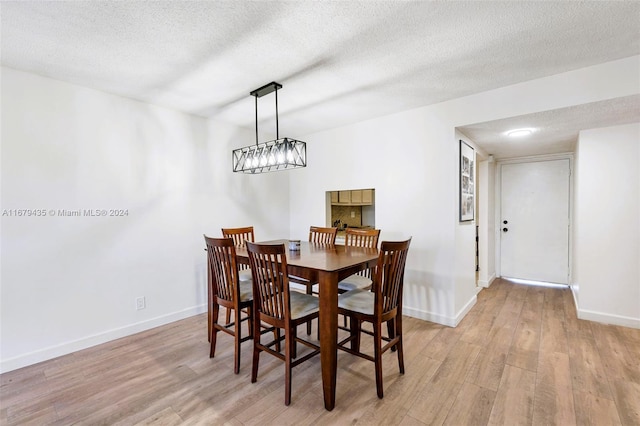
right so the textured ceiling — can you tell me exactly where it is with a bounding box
[1,1,639,158]
[459,95,640,159]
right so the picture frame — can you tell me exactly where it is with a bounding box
[459,139,475,222]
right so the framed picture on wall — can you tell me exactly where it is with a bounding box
[459,140,475,222]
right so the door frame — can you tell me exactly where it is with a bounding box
[495,153,574,284]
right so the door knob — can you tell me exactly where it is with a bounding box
[503,227,508,232]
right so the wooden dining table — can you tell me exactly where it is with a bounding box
[235,240,379,411]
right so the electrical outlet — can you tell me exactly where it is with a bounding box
[351,211,355,218]
[136,296,146,310]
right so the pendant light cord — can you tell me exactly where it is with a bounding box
[254,85,279,144]
[255,95,258,146]
[275,87,279,140]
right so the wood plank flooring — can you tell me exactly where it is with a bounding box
[2,279,639,425]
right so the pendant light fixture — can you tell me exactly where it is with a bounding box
[232,81,307,173]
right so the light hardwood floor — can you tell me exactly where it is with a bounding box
[2,279,639,425]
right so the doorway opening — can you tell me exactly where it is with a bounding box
[497,156,572,285]
[325,189,376,244]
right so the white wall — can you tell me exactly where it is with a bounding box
[453,133,488,320]
[478,159,496,287]
[573,123,640,328]
[290,56,640,327]
[0,68,290,372]
[290,107,460,324]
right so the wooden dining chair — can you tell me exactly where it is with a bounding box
[204,235,254,374]
[221,226,255,248]
[338,228,381,293]
[290,226,337,334]
[221,226,255,323]
[308,226,338,245]
[246,242,321,406]
[337,237,412,398]
[221,226,255,282]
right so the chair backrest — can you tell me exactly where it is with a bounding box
[345,228,381,279]
[221,226,255,248]
[204,235,241,305]
[309,226,337,244]
[345,228,380,248]
[372,238,412,317]
[246,242,291,327]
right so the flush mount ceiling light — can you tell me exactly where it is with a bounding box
[506,128,534,138]
[232,81,307,174]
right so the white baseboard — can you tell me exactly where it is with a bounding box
[403,306,456,327]
[569,285,639,329]
[570,284,579,311]
[454,294,477,326]
[404,294,477,328]
[577,308,640,329]
[477,272,496,288]
[0,304,207,374]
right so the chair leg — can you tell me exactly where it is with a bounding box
[210,303,219,358]
[234,306,242,374]
[251,323,260,383]
[396,336,405,375]
[285,327,293,406]
[292,326,298,359]
[207,269,212,343]
[207,306,212,343]
[373,323,384,399]
[306,283,313,335]
[225,307,232,325]
[350,318,362,352]
[387,318,396,352]
[247,306,254,339]
[396,316,405,374]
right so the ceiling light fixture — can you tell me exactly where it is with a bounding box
[506,128,534,138]
[232,81,307,174]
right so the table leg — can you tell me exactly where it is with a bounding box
[318,270,338,411]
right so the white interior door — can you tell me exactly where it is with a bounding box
[500,159,570,284]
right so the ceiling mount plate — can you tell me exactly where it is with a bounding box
[250,81,282,98]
